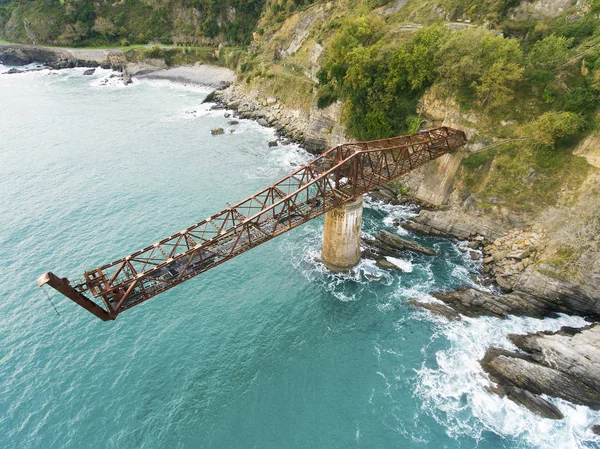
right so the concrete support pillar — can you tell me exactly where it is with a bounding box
[321,195,363,272]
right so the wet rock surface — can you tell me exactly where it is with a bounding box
[362,229,437,269]
[481,325,600,415]
[408,300,462,321]
[373,230,437,256]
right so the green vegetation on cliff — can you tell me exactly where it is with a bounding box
[0,0,266,46]
[315,11,599,140]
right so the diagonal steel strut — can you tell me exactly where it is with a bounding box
[37,127,467,320]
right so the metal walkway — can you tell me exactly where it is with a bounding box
[38,127,467,321]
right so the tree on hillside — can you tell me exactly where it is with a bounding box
[476,61,524,109]
[387,25,449,92]
[529,34,573,70]
[92,17,117,38]
[435,28,524,110]
[523,111,585,147]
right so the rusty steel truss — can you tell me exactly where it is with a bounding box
[38,126,467,321]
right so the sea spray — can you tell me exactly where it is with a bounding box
[415,313,600,449]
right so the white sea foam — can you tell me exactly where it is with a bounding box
[363,196,418,234]
[414,313,600,449]
[385,256,413,272]
[132,76,213,94]
[242,138,312,179]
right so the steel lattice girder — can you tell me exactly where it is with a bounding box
[37,126,467,320]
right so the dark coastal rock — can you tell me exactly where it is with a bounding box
[76,59,100,68]
[368,187,398,204]
[6,68,23,74]
[268,140,278,147]
[431,288,558,319]
[227,120,239,125]
[375,230,436,256]
[434,270,598,321]
[592,425,600,435]
[83,68,96,76]
[0,45,61,66]
[211,128,225,135]
[408,300,462,321]
[501,384,564,419]
[481,325,600,414]
[51,58,76,69]
[202,90,218,103]
[122,71,132,85]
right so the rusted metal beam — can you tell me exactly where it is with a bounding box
[39,127,467,320]
[37,272,114,321]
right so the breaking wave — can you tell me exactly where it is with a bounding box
[414,313,600,449]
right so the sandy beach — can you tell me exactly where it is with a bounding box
[135,64,236,88]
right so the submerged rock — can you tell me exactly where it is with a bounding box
[268,140,278,147]
[375,258,403,270]
[408,300,462,321]
[227,120,239,125]
[83,68,95,76]
[211,128,225,135]
[375,256,411,272]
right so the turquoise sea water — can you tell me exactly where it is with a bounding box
[1,66,599,449]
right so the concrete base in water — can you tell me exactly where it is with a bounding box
[321,196,363,272]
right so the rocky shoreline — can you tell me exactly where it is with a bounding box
[364,189,600,425]
[205,85,321,153]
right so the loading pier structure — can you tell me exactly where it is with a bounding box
[38,127,467,321]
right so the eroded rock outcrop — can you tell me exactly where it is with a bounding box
[430,288,560,319]
[403,209,506,241]
[481,325,600,417]
[362,229,436,270]
[370,230,437,256]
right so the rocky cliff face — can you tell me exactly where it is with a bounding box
[513,0,575,19]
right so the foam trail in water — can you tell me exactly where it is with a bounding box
[414,313,600,449]
[132,76,213,94]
